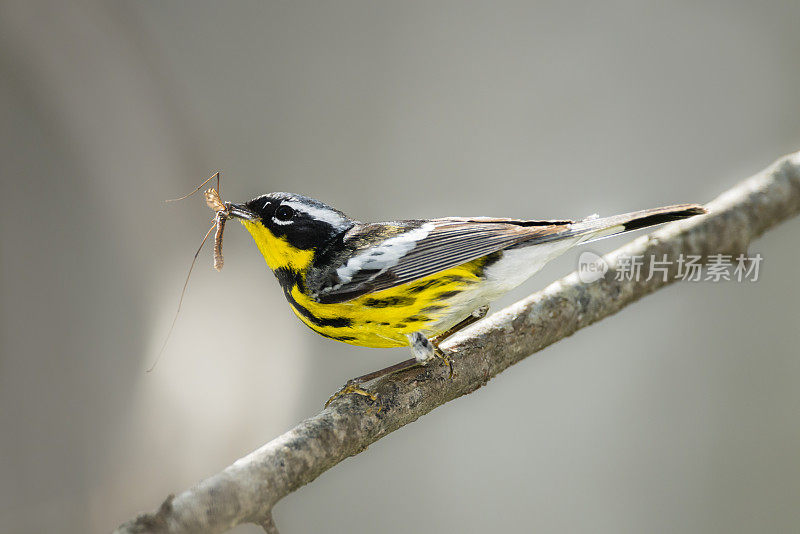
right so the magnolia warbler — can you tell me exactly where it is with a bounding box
[175,176,704,401]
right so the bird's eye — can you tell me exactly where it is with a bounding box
[275,205,295,221]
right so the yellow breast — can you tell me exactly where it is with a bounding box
[241,219,488,348]
[288,260,487,347]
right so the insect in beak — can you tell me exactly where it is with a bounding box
[150,171,235,372]
[203,187,230,271]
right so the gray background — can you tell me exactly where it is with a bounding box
[1,1,799,533]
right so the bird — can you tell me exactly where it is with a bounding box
[223,193,705,401]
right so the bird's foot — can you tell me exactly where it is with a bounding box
[433,344,454,379]
[325,379,379,408]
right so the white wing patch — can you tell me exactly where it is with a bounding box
[335,222,435,284]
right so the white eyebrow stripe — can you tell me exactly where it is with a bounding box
[281,200,350,230]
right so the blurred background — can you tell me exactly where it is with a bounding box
[1,1,799,533]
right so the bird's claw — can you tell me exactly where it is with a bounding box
[433,346,455,379]
[325,380,379,408]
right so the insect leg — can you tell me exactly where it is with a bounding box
[166,171,220,202]
[147,221,216,372]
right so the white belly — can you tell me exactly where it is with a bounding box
[424,238,582,335]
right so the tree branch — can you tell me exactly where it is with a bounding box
[115,152,800,534]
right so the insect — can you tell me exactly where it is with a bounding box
[204,186,229,271]
[148,172,231,372]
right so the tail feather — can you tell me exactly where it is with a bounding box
[570,204,706,242]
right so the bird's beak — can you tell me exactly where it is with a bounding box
[227,203,258,221]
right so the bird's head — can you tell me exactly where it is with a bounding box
[229,192,354,273]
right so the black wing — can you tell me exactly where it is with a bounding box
[309,217,574,303]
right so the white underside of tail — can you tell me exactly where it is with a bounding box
[579,223,626,243]
[481,222,625,294]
